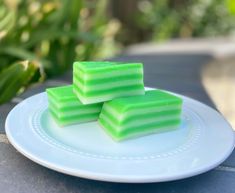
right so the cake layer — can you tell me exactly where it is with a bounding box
[101,108,182,126]
[102,104,181,122]
[100,111,181,131]
[73,81,144,97]
[47,86,78,102]
[46,85,103,126]
[74,74,142,90]
[98,89,183,141]
[74,71,142,85]
[103,89,182,114]
[73,61,145,104]
[49,104,102,118]
[73,85,145,104]
[50,109,99,126]
[76,62,143,76]
[99,116,180,141]
[48,97,102,112]
[74,68,142,79]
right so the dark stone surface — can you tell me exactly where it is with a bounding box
[0,143,235,193]
[0,51,234,192]
[0,103,16,134]
[222,151,235,168]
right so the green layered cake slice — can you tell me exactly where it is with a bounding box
[98,90,183,141]
[46,85,103,126]
[73,61,145,104]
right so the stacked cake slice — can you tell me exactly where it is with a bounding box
[98,90,182,141]
[73,61,145,104]
[46,61,183,141]
[46,85,103,126]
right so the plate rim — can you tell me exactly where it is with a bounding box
[5,88,235,183]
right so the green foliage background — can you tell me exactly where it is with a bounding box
[135,0,235,41]
[0,0,235,104]
[0,0,120,104]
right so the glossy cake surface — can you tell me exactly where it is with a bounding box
[98,89,183,141]
[46,85,103,126]
[73,61,145,104]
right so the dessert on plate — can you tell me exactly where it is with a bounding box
[46,61,182,141]
[73,61,145,104]
[46,85,103,126]
[98,89,182,141]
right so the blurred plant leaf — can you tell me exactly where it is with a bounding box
[0,46,37,60]
[136,0,235,41]
[228,0,235,14]
[0,61,38,104]
[0,4,15,39]
[0,0,120,104]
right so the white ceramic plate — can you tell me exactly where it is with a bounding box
[5,88,235,183]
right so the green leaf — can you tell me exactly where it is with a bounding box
[0,61,38,104]
[0,8,15,38]
[0,46,37,60]
[227,0,235,14]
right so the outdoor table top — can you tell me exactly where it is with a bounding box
[0,51,235,193]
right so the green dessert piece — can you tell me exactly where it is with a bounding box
[73,61,145,104]
[98,90,183,141]
[46,85,103,126]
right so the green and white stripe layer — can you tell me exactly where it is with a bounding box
[73,61,145,104]
[98,90,183,141]
[46,85,103,126]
